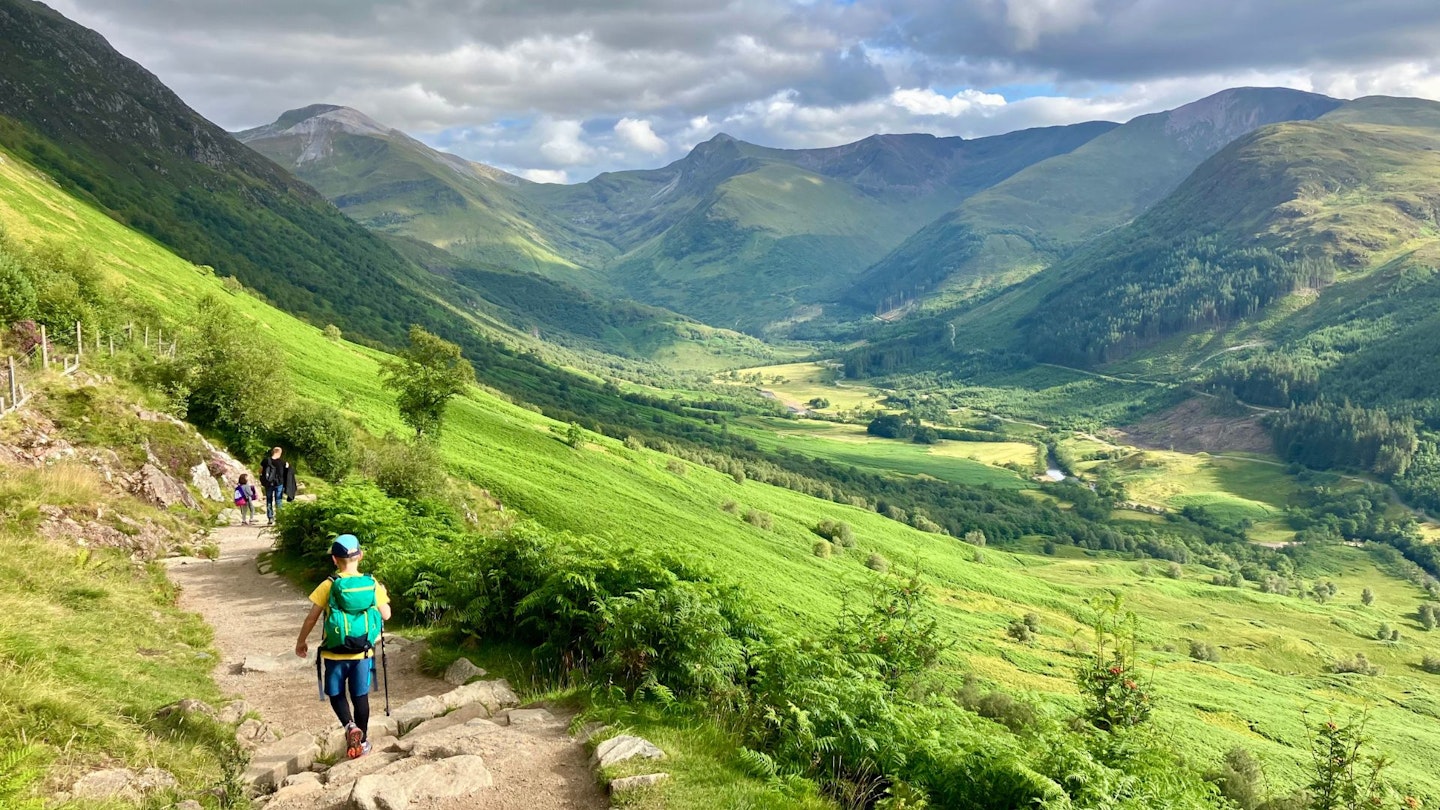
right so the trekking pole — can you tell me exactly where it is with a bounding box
[315,649,325,702]
[380,634,391,716]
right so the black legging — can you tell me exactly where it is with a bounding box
[328,693,371,740]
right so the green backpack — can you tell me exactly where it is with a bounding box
[321,574,383,655]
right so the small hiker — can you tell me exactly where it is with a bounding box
[293,534,390,759]
[233,474,257,526]
[259,447,294,525]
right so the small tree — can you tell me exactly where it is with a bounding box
[379,326,475,441]
[1076,594,1152,731]
[323,324,342,342]
[565,422,584,449]
[1361,588,1374,607]
[1304,714,1395,810]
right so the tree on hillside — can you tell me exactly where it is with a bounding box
[380,326,475,441]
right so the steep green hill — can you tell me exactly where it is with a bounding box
[237,105,613,287]
[851,88,1341,310]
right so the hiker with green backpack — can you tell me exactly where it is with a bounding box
[293,534,390,759]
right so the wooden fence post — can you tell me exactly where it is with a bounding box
[7,356,15,407]
[40,325,48,369]
[76,321,83,358]
[144,326,149,350]
[109,335,114,357]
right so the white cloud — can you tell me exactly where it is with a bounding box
[614,117,668,154]
[518,168,570,184]
[891,87,1008,117]
[536,119,595,166]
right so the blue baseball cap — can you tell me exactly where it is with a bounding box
[329,534,361,558]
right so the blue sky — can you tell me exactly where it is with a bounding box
[50,0,1440,183]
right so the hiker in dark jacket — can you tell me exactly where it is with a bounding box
[259,446,292,525]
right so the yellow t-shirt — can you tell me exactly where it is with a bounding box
[310,572,390,661]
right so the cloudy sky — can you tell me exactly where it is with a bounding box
[49,0,1440,183]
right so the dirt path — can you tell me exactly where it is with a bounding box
[165,524,607,810]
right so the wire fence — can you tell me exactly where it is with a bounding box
[2,320,177,417]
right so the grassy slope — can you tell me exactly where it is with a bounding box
[12,150,1440,801]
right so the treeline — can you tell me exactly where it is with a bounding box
[1027,237,1335,366]
[1268,400,1418,478]
[1210,354,1323,408]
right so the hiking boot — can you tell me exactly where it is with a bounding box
[345,723,365,759]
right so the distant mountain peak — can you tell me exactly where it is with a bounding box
[239,104,395,145]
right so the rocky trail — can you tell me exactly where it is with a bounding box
[162,524,630,810]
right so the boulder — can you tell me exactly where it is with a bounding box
[218,700,251,725]
[594,735,666,768]
[503,707,557,727]
[318,726,349,761]
[244,733,319,795]
[71,768,137,800]
[405,719,502,759]
[236,718,279,751]
[611,773,670,794]
[439,678,518,713]
[401,703,491,742]
[322,752,403,786]
[351,755,492,810]
[190,462,223,501]
[442,657,486,686]
[155,698,217,722]
[131,463,198,509]
[391,695,446,734]
[283,771,322,788]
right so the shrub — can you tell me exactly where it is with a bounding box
[623,435,644,452]
[720,500,739,514]
[363,437,447,502]
[963,530,986,547]
[865,553,889,573]
[813,541,833,559]
[1006,618,1033,643]
[813,519,855,547]
[1042,540,1057,555]
[1419,603,1438,630]
[1205,748,1266,810]
[1312,580,1339,603]
[1421,655,1440,674]
[974,691,1038,733]
[565,422,584,449]
[323,324,342,342]
[1376,623,1392,641]
[1261,576,1290,596]
[911,514,944,534]
[1165,562,1183,579]
[594,581,746,698]
[280,400,355,483]
[744,509,773,530]
[1189,640,1221,662]
[1023,613,1041,633]
[666,458,687,476]
[1361,587,1374,606]
[1331,653,1381,676]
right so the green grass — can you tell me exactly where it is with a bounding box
[16,147,1440,802]
[739,418,1033,489]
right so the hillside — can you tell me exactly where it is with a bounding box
[236,105,613,287]
[850,87,1341,310]
[245,102,1112,333]
[11,120,1440,806]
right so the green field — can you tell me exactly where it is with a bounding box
[724,361,891,414]
[740,418,1036,489]
[13,145,1440,803]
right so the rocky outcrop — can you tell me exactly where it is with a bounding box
[190,461,223,501]
[131,463,198,509]
[70,767,177,802]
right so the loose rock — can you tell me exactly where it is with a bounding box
[218,700,251,725]
[442,657,486,686]
[391,695,447,734]
[155,698,217,722]
[611,773,670,794]
[439,678,518,713]
[402,703,491,741]
[504,707,556,727]
[244,732,319,795]
[594,735,666,768]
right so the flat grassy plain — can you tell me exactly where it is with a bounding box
[725,361,890,413]
[11,149,1440,802]
[739,417,1036,489]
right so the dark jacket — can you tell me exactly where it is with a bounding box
[284,463,298,502]
[259,455,283,489]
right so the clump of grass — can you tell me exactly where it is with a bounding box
[865,552,889,573]
[812,541,832,559]
[1189,640,1221,662]
[743,509,772,530]
[1332,653,1381,676]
